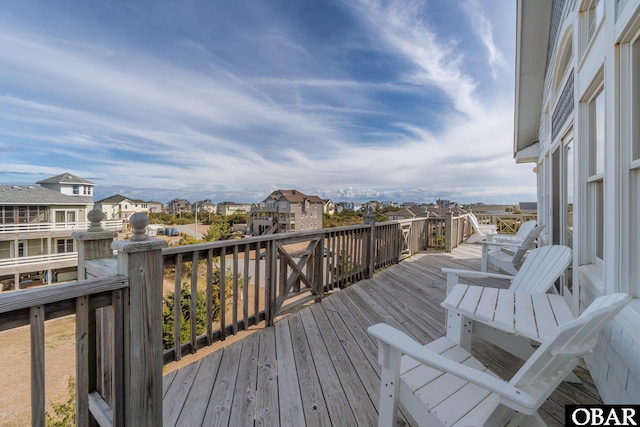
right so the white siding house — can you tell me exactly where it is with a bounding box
[515,0,640,403]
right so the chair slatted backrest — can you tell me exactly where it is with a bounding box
[509,224,544,265]
[509,294,631,405]
[510,245,572,293]
[515,220,537,241]
[469,213,482,232]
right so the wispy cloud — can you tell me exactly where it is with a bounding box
[462,0,507,79]
[0,1,532,204]
[346,0,479,116]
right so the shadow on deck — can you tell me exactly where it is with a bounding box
[162,244,601,426]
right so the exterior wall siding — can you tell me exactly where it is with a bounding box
[581,285,640,404]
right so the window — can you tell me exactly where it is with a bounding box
[587,0,603,42]
[581,0,604,56]
[73,185,79,195]
[55,210,77,224]
[587,88,605,261]
[0,206,14,223]
[56,239,74,253]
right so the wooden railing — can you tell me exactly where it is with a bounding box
[0,211,473,426]
[473,213,537,234]
[160,215,468,364]
[0,275,129,426]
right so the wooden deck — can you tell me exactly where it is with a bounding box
[162,244,602,426]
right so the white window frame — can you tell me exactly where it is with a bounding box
[585,86,605,267]
[580,0,605,58]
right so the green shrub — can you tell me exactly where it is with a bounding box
[162,261,242,350]
[45,377,75,427]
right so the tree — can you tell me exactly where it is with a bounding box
[224,213,248,226]
[203,218,232,241]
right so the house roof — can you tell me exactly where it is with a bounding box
[36,172,95,186]
[96,194,152,205]
[96,194,130,204]
[514,0,552,161]
[389,208,416,218]
[0,185,93,205]
[267,190,324,204]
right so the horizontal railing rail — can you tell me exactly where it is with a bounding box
[0,252,78,268]
[0,220,125,234]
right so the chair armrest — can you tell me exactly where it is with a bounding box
[482,240,525,250]
[367,323,539,414]
[441,268,515,281]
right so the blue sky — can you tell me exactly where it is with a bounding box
[0,0,535,205]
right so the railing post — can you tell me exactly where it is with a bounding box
[364,213,376,279]
[444,211,453,253]
[72,209,118,425]
[73,209,118,280]
[111,213,167,426]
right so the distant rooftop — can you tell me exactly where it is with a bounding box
[0,185,93,205]
[36,172,95,186]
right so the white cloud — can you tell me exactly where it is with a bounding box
[347,0,480,116]
[462,0,508,79]
[0,2,531,204]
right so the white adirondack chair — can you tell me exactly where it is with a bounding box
[442,245,577,379]
[486,220,537,245]
[466,213,498,243]
[443,245,572,295]
[368,293,631,427]
[480,224,544,275]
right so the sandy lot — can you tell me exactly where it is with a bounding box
[0,316,76,426]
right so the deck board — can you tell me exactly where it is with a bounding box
[163,243,602,426]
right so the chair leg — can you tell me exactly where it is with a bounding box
[377,344,401,427]
[481,246,489,272]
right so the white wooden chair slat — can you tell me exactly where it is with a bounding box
[405,343,477,401]
[450,394,505,427]
[494,290,515,332]
[430,382,494,426]
[549,295,574,326]
[368,294,631,427]
[475,287,499,321]
[510,245,571,293]
[514,292,537,338]
[415,372,468,408]
[531,293,558,338]
[401,338,455,372]
[457,285,483,314]
[444,284,469,309]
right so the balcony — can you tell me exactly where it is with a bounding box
[0,213,594,427]
[0,220,125,235]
